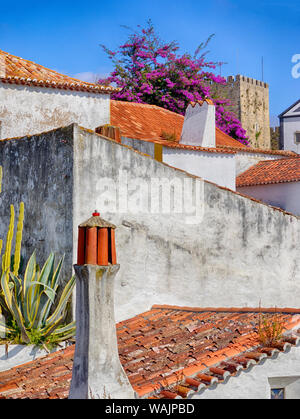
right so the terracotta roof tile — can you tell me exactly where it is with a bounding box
[236,157,300,187]
[110,100,244,149]
[219,145,295,157]
[110,100,184,141]
[110,100,296,158]
[0,49,117,94]
[0,305,300,399]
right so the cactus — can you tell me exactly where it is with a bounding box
[0,166,25,334]
[2,204,15,273]
[13,202,24,275]
[0,166,24,276]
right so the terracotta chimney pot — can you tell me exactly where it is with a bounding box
[76,211,117,266]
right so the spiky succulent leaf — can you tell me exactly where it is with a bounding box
[45,275,75,328]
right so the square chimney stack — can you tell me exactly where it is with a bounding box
[180,99,216,148]
[69,211,136,399]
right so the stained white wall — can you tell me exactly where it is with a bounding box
[1,125,300,323]
[0,83,110,139]
[237,181,300,216]
[2,126,300,324]
[163,147,236,190]
[194,344,300,399]
[72,127,300,322]
[122,137,155,157]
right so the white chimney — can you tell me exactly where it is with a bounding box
[180,99,216,148]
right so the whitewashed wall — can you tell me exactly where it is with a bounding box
[282,116,300,153]
[163,147,236,190]
[0,83,110,139]
[2,126,300,323]
[120,137,293,191]
[73,127,300,321]
[237,181,300,216]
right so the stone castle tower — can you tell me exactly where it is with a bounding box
[214,75,271,149]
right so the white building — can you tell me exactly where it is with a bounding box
[279,99,300,152]
[1,47,296,195]
[236,157,300,216]
[0,49,300,400]
[0,49,115,139]
[105,99,296,192]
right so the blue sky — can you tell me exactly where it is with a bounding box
[1,0,299,125]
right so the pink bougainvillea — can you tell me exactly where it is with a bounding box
[99,21,249,145]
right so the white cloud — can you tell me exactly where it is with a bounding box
[72,71,102,83]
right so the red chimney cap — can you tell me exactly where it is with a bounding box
[79,212,116,229]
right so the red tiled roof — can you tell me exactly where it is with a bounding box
[0,305,300,399]
[110,100,246,148]
[0,49,117,94]
[219,145,296,157]
[236,157,300,187]
[110,101,297,157]
[110,100,184,142]
[155,141,236,154]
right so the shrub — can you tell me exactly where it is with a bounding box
[258,311,285,347]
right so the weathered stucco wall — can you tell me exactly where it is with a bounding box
[0,83,109,140]
[121,137,155,158]
[73,126,300,321]
[1,125,300,323]
[0,126,74,282]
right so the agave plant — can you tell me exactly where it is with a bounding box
[0,251,75,347]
